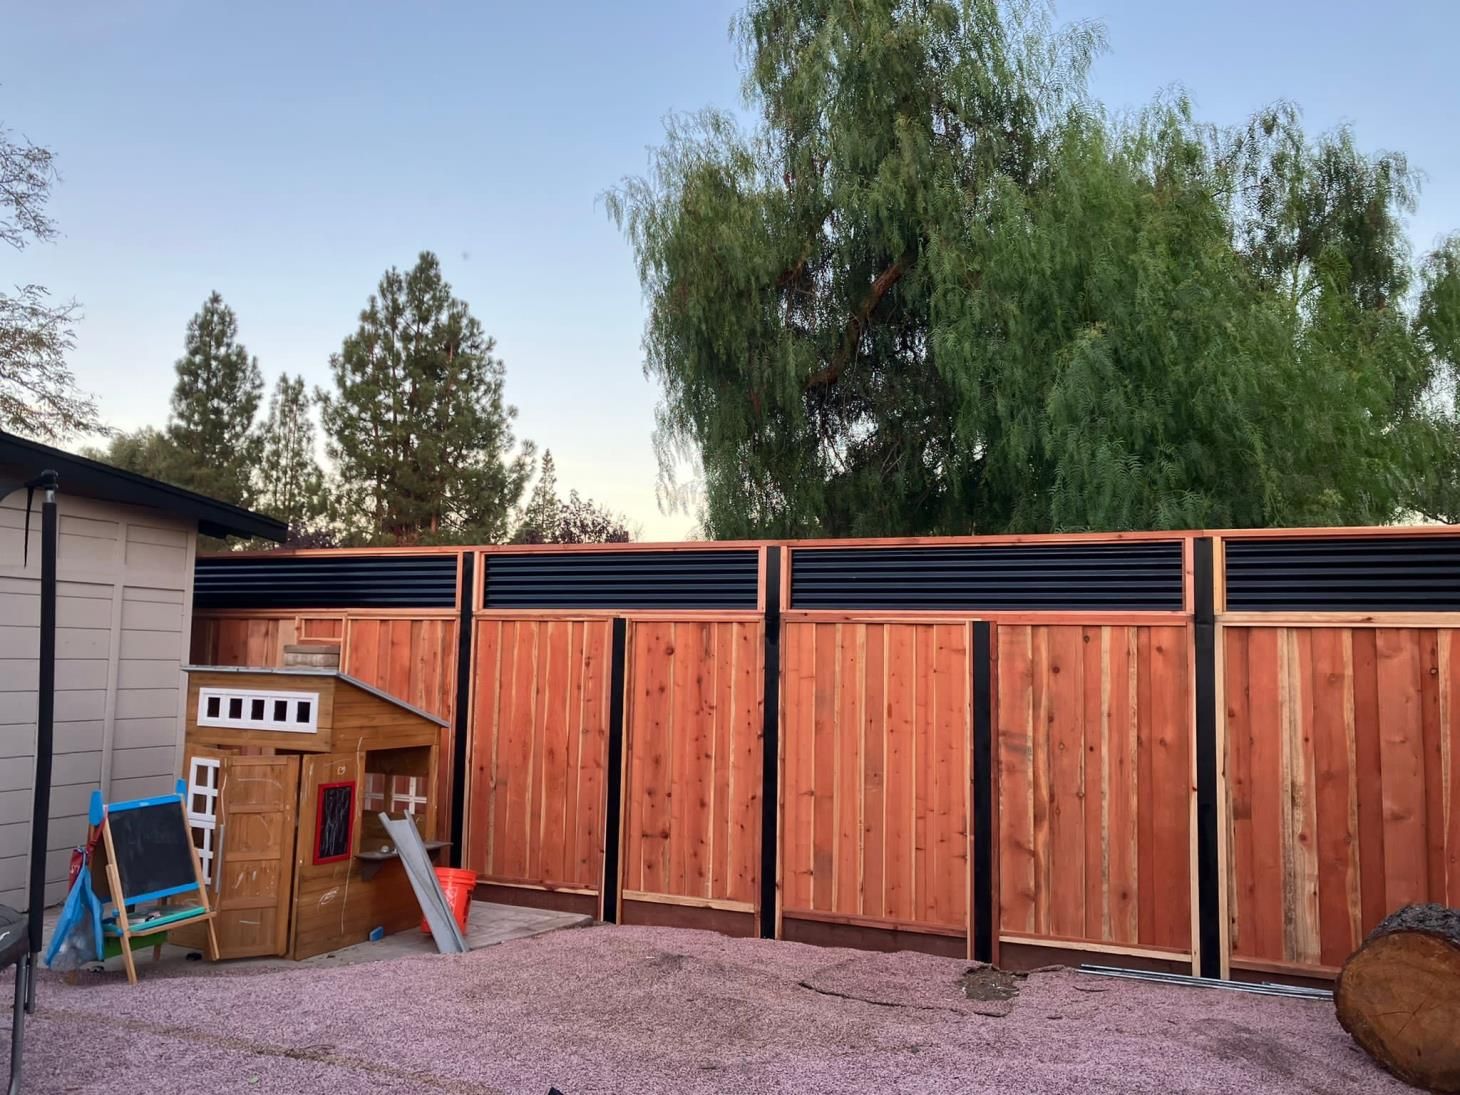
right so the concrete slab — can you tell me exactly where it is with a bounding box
[44,899,592,979]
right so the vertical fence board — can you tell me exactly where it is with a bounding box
[997,626,1035,935]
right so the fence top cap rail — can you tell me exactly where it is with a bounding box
[194,522,1460,561]
[181,664,449,727]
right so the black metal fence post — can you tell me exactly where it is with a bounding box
[971,621,994,963]
[449,552,475,868]
[759,548,781,939]
[600,617,628,924]
[1193,538,1221,979]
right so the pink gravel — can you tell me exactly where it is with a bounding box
[8,925,1401,1094]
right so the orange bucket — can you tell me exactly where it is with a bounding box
[421,867,478,934]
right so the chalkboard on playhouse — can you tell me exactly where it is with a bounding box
[314,781,355,864]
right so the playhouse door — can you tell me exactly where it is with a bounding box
[212,755,301,958]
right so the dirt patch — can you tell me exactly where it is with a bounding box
[962,966,1022,1003]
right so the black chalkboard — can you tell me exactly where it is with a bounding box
[314,781,355,863]
[106,798,199,904]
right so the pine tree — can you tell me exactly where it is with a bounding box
[514,450,561,543]
[166,291,263,507]
[319,252,533,544]
[256,373,330,536]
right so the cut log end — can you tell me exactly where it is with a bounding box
[1335,903,1460,1093]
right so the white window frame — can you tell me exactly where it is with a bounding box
[390,775,428,816]
[197,687,320,734]
[187,756,221,885]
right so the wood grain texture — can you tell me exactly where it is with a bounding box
[996,624,1192,954]
[780,621,970,934]
[620,620,763,908]
[464,618,611,892]
[1224,625,1460,975]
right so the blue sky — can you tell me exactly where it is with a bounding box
[6,1,1458,539]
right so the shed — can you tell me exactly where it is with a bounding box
[180,665,447,960]
[0,431,285,908]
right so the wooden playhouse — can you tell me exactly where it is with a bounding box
[178,660,448,960]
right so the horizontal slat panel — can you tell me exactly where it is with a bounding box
[195,554,459,609]
[790,543,1184,611]
[1225,535,1460,611]
[482,551,759,610]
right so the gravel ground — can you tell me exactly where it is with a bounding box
[8,925,1401,1095]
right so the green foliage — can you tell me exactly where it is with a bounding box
[512,449,633,543]
[515,449,562,541]
[609,0,1457,536]
[255,373,330,534]
[166,292,263,507]
[1,122,101,441]
[81,427,185,482]
[1408,237,1460,523]
[319,251,533,545]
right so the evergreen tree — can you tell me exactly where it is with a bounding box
[166,292,263,506]
[319,251,532,544]
[514,450,561,543]
[512,450,633,543]
[608,0,1457,536]
[256,373,330,535]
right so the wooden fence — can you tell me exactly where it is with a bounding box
[190,528,1460,981]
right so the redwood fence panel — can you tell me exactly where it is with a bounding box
[995,622,1192,963]
[1221,622,1460,977]
[464,617,611,916]
[779,620,971,952]
[619,618,763,934]
[186,527,1460,981]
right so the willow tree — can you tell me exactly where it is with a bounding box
[609,0,1453,536]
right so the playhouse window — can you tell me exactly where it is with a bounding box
[358,746,434,851]
[186,756,221,884]
[197,687,320,734]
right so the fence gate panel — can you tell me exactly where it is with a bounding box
[619,618,763,934]
[464,617,612,916]
[995,622,1192,966]
[778,620,972,955]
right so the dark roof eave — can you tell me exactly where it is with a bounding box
[0,431,287,542]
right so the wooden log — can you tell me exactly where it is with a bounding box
[1335,903,1460,1093]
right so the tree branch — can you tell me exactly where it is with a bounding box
[804,258,907,390]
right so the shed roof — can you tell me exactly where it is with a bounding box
[0,430,287,541]
[181,664,450,727]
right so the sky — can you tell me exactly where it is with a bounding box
[5,0,1459,540]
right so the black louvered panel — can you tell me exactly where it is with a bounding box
[483,550,760,609]
[1224,535,1460,611]
[790,542,1184,610]
[194,553,459,609]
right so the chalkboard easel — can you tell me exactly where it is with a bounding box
[93,786,219,985]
